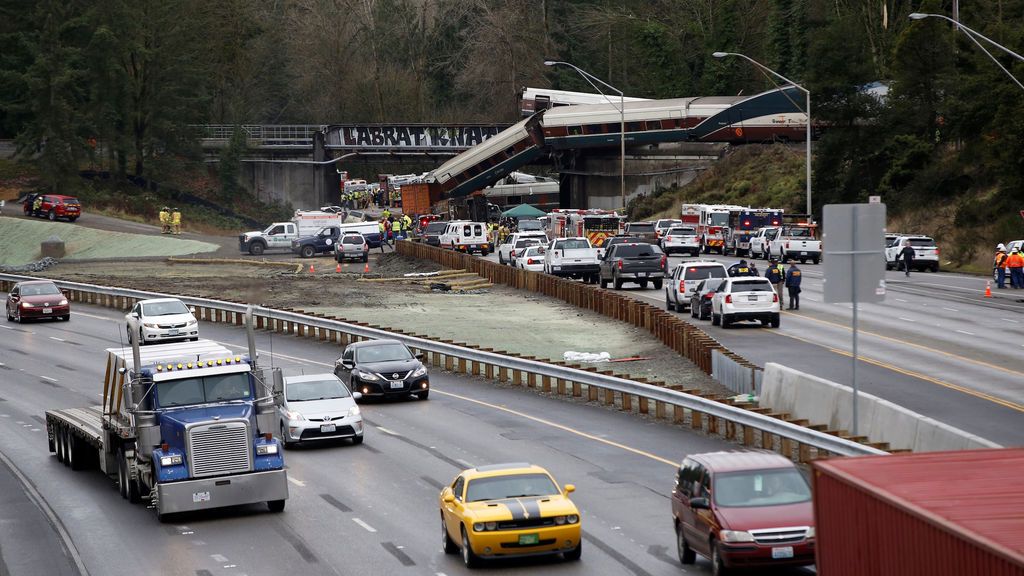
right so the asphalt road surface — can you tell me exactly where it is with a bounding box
[484,249,1024,447]
[0,300,815,576]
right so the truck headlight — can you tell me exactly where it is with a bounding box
[160,455,183,467]
[256,444,279,456]
[720,530,755,543]
[411,366,427,377]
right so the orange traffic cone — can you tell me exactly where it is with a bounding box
[363,261,370,274]
[984,281,992,298]
[336,263,342,273]
[309,264,315,274]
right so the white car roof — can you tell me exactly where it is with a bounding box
[283,373,343,384]
[138,297,185,304]
[680,260,726,267]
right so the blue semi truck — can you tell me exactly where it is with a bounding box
[45,308,288,521]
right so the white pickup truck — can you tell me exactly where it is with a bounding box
[749,226,780,260]
[239,211,342,255]
[543,237,601,284]
[768,224,821,264]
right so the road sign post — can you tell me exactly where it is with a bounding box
[822,203,887,436]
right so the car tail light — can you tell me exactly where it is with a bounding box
[617,260,623,270]
[527,258,536,264]
[666,236,672,241]
[679,280,685,292]
[785,242,790,249]
[660,255,667,269]
[704,291,715,299]
[773,293,779,302]
[725,294,733,304]
[510,250,516,258]
[935,247,940,254]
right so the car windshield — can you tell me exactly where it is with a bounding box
[684,266,726,280]
[355,343,413,363]
[515,238,540,248]
[615,244,661,258]
[522,247,543,256]
[627,223,655,233]
[731,280,773,292]
[518,220,544,231]
[555,239,590,250]
[465,473,559,502]
[658,220,681,228]
[707,213,730,227]
[667,227,696,235]
[783,227,814,238]
[157,373,251,408]
[286,378,351,401]
[583,216,620,230]
[142,300,190,316]
[20,283,61,296]
[713,468,811,508]
[342,235,364,244]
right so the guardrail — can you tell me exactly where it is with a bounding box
[0,273,887,461]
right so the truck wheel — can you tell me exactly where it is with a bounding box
[249,242,265,256]
[613,273,623,290]
[666,294,676,312]
[600,276,608,289]
[498,253,505,265]
[652,279,663,290]
[56,425,67,464]
[125,452,142,503]
[771,314,780,328]
[48,210,56,221]
[712,313,721,326]
[931,264,939,272]
[268,500,286,513]
[812,257,820,265]
[722,314,732,328]
[117,450,128,499]
[301,245,315,258]
[638,279,649,289]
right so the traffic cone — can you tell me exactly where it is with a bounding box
[984,280,992,298]
[309,264,315,274]
[335,263,342,273]
[363,262,370,273]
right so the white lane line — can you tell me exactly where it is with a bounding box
[955,329,975,336]
[48,336,66,342]
[0,415,9,418]
[455,458,474,469]
[40,376,58,382]
[942,307,959,312]
[895,298,908,302]
[376,426,401,436]
[0,325,13,330]
[352,518,377,533]
[210,554,229,562]
[288,477,306,487]
[1002,318,1020,324]
[897,317,915,322]
[30,428,40,432]
[72,311,118,321]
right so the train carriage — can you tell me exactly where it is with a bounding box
[520,87,650,117]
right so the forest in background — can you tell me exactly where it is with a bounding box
[1,0,1022,261]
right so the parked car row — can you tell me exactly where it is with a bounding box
[665,260,780,328]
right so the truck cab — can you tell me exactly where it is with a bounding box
[292,226,342,258]
[544,237,601,283]
[240,222,298,255]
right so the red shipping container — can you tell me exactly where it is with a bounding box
[813,449,1024,576]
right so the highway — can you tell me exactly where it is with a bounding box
[482,250,1024,447]
[0,300,815,576]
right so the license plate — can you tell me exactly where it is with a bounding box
[42,308,52,314]
[390,381,404,389]
[747,295,758,301]
[518,534,540,545]
[638,272,648,277]
[772,546,794,559]
[573,259,581,263]
[168,329,179,335]
[320,423,336,433]
[193,491,211,503]
[800,251,808,255]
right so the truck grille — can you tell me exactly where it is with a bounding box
[188,421,252,478]
[749,527,809,544]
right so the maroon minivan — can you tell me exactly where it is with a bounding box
[671,451,815,575]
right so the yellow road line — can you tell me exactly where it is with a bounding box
[435,390,678,467]
[782,311,1020,378]
[779,331,1024,413]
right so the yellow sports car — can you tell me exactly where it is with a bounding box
[440,463,582,567]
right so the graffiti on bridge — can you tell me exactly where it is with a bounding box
[332,125,507,150]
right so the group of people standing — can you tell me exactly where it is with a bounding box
[994,244,1024,289]
[376,211,413,252]
[158,207,182,235]
[728,258,803,310]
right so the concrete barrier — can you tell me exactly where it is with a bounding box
[760,363,1001,452]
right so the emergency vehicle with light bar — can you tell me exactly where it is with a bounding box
[543,209,624,248]
[44,306,288,521]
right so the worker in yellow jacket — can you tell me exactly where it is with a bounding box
[159,207,170,234]
[171,208,182,235]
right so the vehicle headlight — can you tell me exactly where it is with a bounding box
[143,322,159,328]
[59,299,68,306]
[256,444,279,456]
[411,366,427,377]
[356,370,380,382]
[348,405,361,417]
[805,527,815,539]
[21,302,32,308]
[473,522,486,532]
[159,455,183,467]
[554,516,567,525]
[720,530,755,543]
[283,409,304,421]
[485,522,497,531]
[567,514,579,524]
[186,319,197,326]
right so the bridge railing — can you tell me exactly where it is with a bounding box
[196,125,326,147]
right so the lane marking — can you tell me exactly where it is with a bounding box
[1002,318,1020,324]
[71,311,118,322]
[455,458,474,469]
[376,426,401,436]
[955,329,975,336]
[288,477,306,487]
[943,307,959,312]
[779,331,1023,413]
[895,298,908,302]
[352,518,377,533]
[210,554,229,562]
[897,317,915,322]
[49,336,66,342]
[435,389,677,467]
[40,376,58,382]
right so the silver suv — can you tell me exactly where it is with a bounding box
[336,233,369,263]
[665,260,728,312]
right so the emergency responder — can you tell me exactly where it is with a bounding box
[402,214,413,236]
[159,206,171,234]
[391,217,402,240]
[382,208,391,221]
[899,240,915,277]
[378,219,390,251]
[32,195,42,217]
[785,263,802,310]
[488,221,498,243]
[727,259,756,277]
[1008,247,1024,289]
[994,244,1009,289]
[171,208,182,235]
[765,257,785,299]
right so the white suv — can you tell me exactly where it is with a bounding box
[711,277,780,328]
[665,260,728,312]
[497,232,546,265]
[885,235,939,272]
[660,226,701,256]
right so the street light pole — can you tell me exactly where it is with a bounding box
[712,51,812,219]
[909,12,1024,91]
[544,60,626,210]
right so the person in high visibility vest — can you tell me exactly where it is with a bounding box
[391,218,402,240]
[158,207,170,234]
[1008,247,1024,289]
[994,244,1009,289]
[171,208,182,235]
[765,257,785,300]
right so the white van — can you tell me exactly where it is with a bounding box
[440,221,491,255]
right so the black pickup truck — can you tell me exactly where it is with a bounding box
[291,226,342,258]
[598,242,667,290]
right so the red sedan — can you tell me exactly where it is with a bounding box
[5,280,70,322]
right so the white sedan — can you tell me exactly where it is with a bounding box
[516,245,546,272]
[126,298,199,345]
[278,374,363,448]
[710,277,780,328]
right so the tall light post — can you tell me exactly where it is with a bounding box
[544,60,626,210]
[909,12,1024,91]
[712,52,813,219]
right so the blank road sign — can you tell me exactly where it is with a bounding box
[822,203,887,304]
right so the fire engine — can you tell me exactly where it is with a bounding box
[697,204,744,254]
[544,209,624,247]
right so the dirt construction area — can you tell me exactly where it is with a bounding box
[3,213,721,393]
